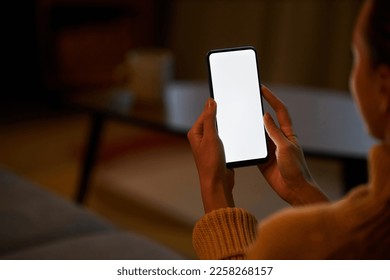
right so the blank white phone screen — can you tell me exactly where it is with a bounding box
[209,48,267,164]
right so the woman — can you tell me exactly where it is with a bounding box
[187,0,389,259]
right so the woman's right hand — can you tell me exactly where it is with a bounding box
[258,86,329,206]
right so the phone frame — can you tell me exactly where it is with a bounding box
[206,46,268,168]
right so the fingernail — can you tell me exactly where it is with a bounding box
[264,112,274,123]
[207,99,215,108]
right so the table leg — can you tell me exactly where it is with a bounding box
[76,114,104,204]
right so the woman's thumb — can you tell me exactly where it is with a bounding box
[203,98,218,135]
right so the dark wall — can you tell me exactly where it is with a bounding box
[3,1,45,105]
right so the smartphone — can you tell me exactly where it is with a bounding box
[207,46,268,168]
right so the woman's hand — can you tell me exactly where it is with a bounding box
[259,86,329,206]
[187,98,235,213]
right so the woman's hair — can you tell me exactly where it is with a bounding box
[365,0,390,67]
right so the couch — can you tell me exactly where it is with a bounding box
[0,167,183,259]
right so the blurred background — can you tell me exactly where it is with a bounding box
[1,0,365,259]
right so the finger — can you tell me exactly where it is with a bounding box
[187,102,207,145]
[261,85,295,137]
[187,98,217,146]
[263,112,290,146]
[201,98,219,141]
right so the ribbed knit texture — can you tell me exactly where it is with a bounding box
[192,208,258,260]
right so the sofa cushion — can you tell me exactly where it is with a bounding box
[1,231,183,260]
[0,167,112,255]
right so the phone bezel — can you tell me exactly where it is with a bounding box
[206,46,268,168]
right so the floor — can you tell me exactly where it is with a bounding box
[0,105,344,259]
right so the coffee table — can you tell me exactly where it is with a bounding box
[66,82,374,204]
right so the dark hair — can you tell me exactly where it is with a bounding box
[365,0,390,67]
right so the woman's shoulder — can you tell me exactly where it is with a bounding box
[248,202,337,259]
[249,186,384,259]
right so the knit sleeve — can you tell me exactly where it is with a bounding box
[192,207,258,260]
